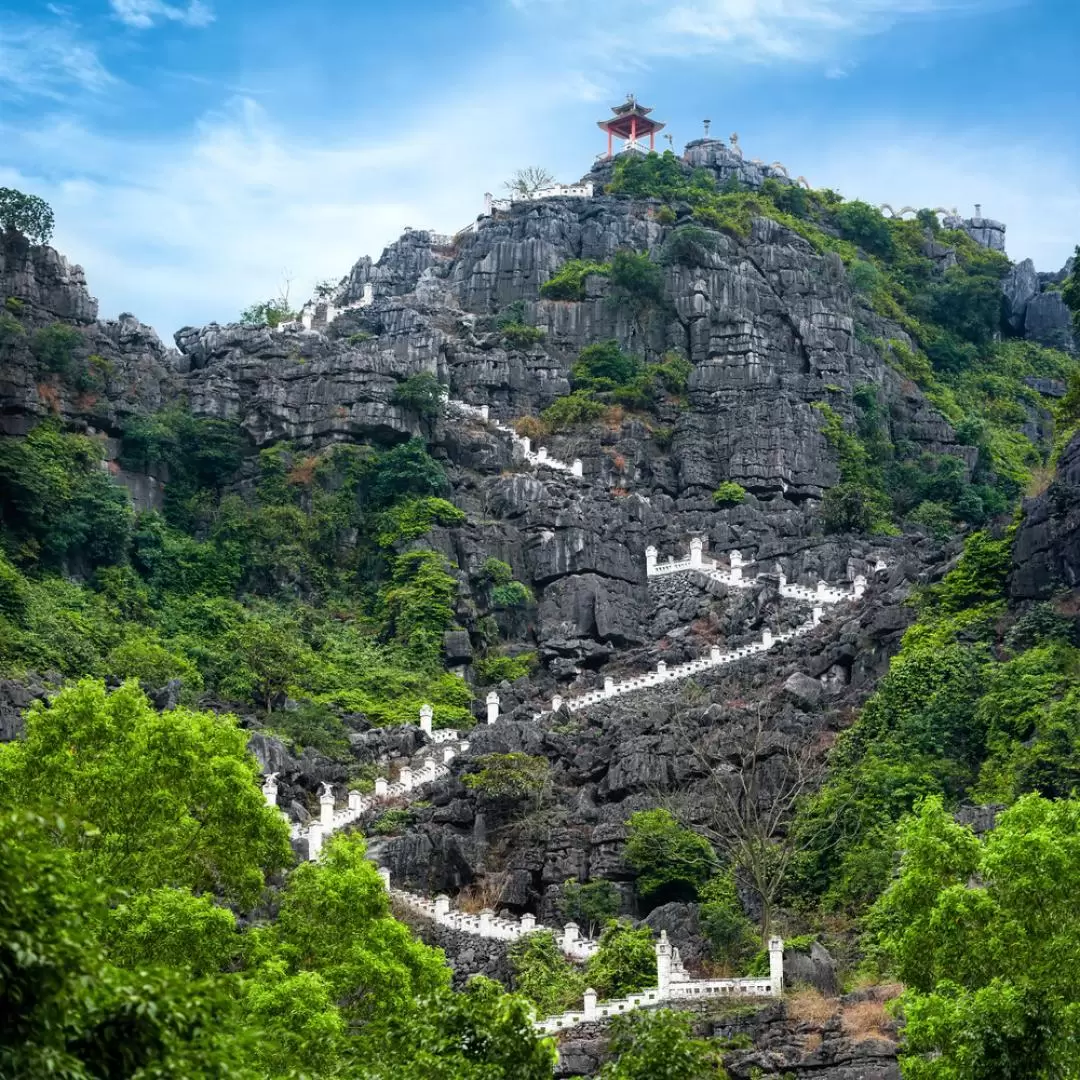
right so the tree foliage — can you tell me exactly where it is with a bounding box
[624,809,717,907]
[599,1009,726,1080]
[868,795,1080,1079]
[0,187,55,243]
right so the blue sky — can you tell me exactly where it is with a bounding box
[1,0,1077,338]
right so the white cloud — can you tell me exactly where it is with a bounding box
[510,0,1007,65]
[0,70,599,338]
[110,0,215,29]
[0,23,115,99]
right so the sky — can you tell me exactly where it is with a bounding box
[1,0,1077,339]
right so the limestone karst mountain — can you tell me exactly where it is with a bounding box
[2,136,1080,1078]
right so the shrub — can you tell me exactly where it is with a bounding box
[491,581,532,609]
[462,753,550,802]
[501,323,545,348]
[572,340,641,390]
[0,311,25,343]
[698,871,757,965]
[541,391,605,431]
[474,651,537,685]
[712,481,746,507]
[598,1009,722,1080]
[375,496,465,549]
[107,631,203,693]
[660,224,722,267]
[4,297,24,314]
[539,259,611,301]
[847,260,882,295]
[31,323,82,377]
[266,701,350,760]
[608,250,666,313]
[479,557,514,586]
[347,331,372,344]
[391,373,446,418]
[239,297,296,328]
[833,200,894,258]
[655,205,677,225]
[624,809,716,907]
[509,931,585,1015]
[907,500,955,539]
[514,415,547,440]
[584,921,656,1000]
[379,549,457,663]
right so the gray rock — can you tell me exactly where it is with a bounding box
[1025,290,1076,353]
[782,671,824,710]
[1002,257,1039,332]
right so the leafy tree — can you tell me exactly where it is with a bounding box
[558,878,621,938]
[868,795,1080,1079]
[391,372,447,418]
[31,322,83,376]
[508,931,586,1015]
[624,808,717,907]
[0,679,292,906]
[104,886,239,976]
[369,437,448,508]
[833,200,894,258]
[0,811,257,1079]
[227,616,308,711]
[584,921,657,1000]
[608,250,666,316]
[0,423,133,570]
[505,166,555,197]
[572,340,641,389]
[0,187,55,242]
[380,549,458,662]
[599,1009,725,1080]
[373,975,558,1080]
[1063,246,1080,337]
[698,870,757,965]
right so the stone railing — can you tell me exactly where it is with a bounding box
[534,932,784,1034]
[385,868,600,960]
[444,398,584,479]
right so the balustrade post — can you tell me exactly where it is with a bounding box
[853,574,867,600]
[261,772,278,808]
[645,546,657,575]
[521,436,531,455]
[479,909,494,937]
[571,459,583,478]
[419,703,433,735]
[730,550,743,582]
[319,783,335,830]
[812,606,823,627]
[583,988,597,1020]
[710,645,721,663]
[768,937,785,996]
[561,922,580,953]
[761,628,774,649]
[537,447,548,463]
[657,661,667,678]
[520,912,537,933]
[486,691,500,725]
[400,766,413,790]
[816,580,828,599]
[689,537,703,568]
[656,930,672,998]
[307,823,323,861]
[375,777,388,798]
[434,895,450,919]
[604,676,615,698]
[443,747,456,763]
[348,789,363,811]
[480,405,489,421]
[378,866,391,890]
[551,694,564,713]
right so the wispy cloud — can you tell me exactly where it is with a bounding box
[0,23,115,100]
[0,67,597,337]
[510,0,1007,65]
[110,0,215,29]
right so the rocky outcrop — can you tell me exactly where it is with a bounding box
[1011,432,1080,599]
[1024,290,1075,353]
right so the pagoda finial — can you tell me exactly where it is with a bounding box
[703,118,711,136]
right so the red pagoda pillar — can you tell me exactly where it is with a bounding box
[597,95,666,159]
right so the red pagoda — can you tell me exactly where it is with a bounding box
[597,95,666,158]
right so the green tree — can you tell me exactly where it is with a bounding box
[240,297,296,328]
[508,931,586,1015]
[572,340,641,389]
[392,373,447,418]
[380,549,458,662]
[0,811,257,1080]
[227,616,308,711]
[1063,246,1080,337]
[558,878,621,937]
[462,752,550,803]
[625,808,717,907]
[0,679,292,907]
[868,795,1080,1078]
[0,187,55,243]
[599,1009,725,1080]
[584,921,656,1000]
[698,871,757,965]
[834,200,894,258]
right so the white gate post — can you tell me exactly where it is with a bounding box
[689,537,703,568]
[319,784,335,830]
[645,546,657,576]
[769,937,785,996]
[656,931,672,998]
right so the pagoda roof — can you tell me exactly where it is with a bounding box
[610,96,654,117]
